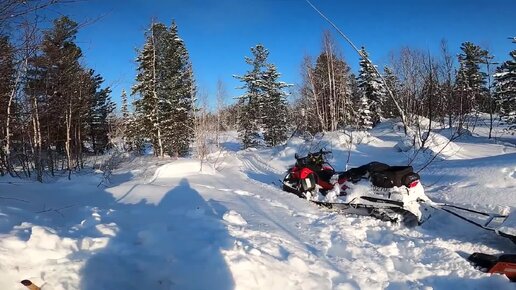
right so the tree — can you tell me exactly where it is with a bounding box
[235,44,290,148]
[357,47,385,128]
[160,21,196,157]
[234,44,268,148]
[132,20,195,157]
[262,63,290,146]
[298,31,354,133]
[26,16,85,178]
[383,66,401,119]
[15,16,115,180]
[0,35,15,175]
[132,22,166,157]
[494,48,516,130]
[121,89,129,120]
[438,39,456,129]
[454,42,489,115]
[86,71,115,153]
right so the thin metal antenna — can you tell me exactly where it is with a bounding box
[305,0,408,133]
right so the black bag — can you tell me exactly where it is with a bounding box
[370,166,418,188]
[341,162,389,182]
[341,162,419,188]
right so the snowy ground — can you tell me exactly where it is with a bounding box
[0,119,515,290]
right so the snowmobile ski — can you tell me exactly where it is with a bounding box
[310,200,421,227]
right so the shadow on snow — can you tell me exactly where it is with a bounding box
[79,178,235,290]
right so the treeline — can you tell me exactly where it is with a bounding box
[293,33,516,138]
[0,4,115,181]
[1,2,514,181]
[219,32,515,153]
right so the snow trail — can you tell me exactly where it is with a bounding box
[0,118,515,289]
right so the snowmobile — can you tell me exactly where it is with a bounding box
[282,150,432,226]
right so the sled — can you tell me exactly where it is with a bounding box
[438,203,516,244]
[468,252,516,282]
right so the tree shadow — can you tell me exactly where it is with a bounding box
[79,178,235,290]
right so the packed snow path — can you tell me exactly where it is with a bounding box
[0,121,515,289]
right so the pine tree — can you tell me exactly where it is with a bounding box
[26,16,85,175]
[86,70,115,153]
[121,89,129,120]
[234,44,269,148]
[19,16,115,178]
[454,42,489,113]
[262,63,290,146]
[132,20,195,157]
[357,47,385,128]
[132,22,167,157]
[383,67,401,119]
[357,94,373,130]
[160,21,195,157]
[494,49,516,129]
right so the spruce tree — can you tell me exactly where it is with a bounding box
[26,16,84,174]
[383,67,401,119]
[262,63,290,146]
[234,44,269,148]
[494,49,516,129]
[86,71,115,153]
[357,94,373,130]
[235,44,290,148]
[455,42,489,113]
[160,21,195,157]
[21,16,114,177]
[121,89,129,120]
[132,22,167,156]
[132,20,195,157]
[357,47,385,128]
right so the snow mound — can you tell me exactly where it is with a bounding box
[149,159,217,181]
[223,210,247,225]
[396,126,461,159]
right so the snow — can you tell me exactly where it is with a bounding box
[0,116,515,289]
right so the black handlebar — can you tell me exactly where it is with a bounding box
[295,149,332,160]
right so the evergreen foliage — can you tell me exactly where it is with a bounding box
[262,63,290,146]
[235,44,290,148]
[383,67,401,119]
[454,42,489,112]
[0,16,117,179]
[234,44,267,148]
[121,89,129,120]
[357,47,385,128]
[297,32,354,133]
[132,20,195,157]
[494,49,516,129]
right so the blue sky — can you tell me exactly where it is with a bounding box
[47,0,516,108]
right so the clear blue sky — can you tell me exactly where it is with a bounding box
[46,0,516,108]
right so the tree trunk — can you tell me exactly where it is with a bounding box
[65,100,72,179]
[151,24,164,157]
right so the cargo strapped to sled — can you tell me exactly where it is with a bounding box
[341,162,420,188]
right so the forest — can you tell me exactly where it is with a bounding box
[0,0,515,181]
